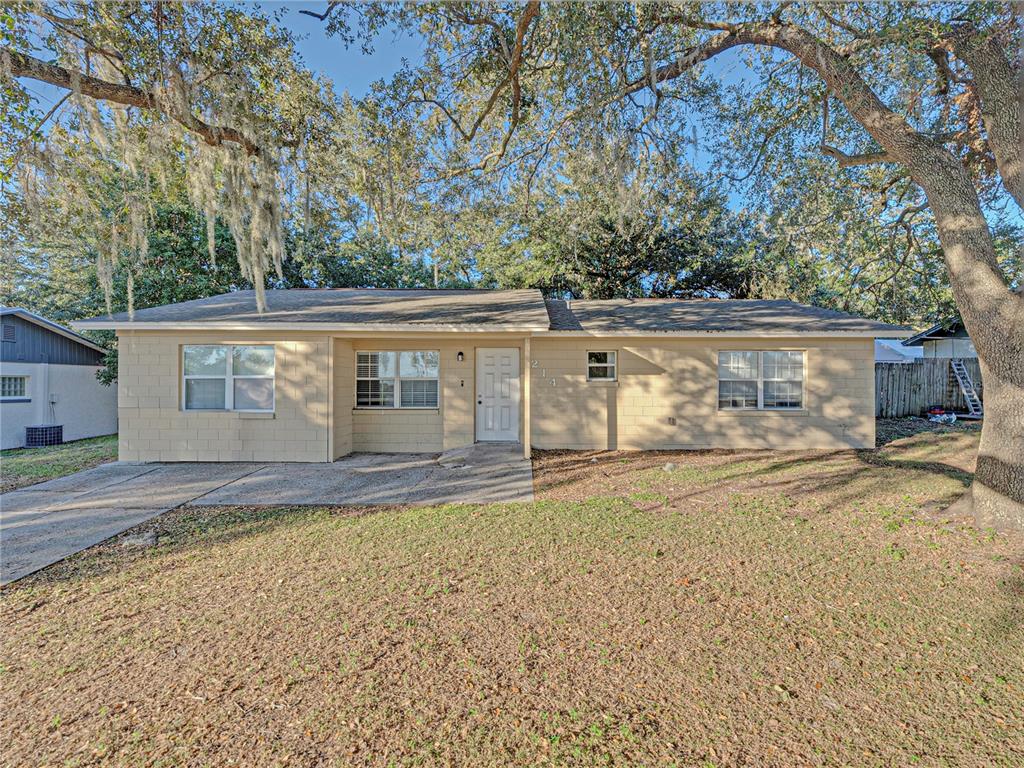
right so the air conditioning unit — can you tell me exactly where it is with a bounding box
[26,424,63,447]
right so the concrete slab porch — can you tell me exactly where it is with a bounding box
[192,443,534,507]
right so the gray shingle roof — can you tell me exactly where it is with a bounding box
[901,317,965,346]
[1,306,108,352]
[544,298,909,335]
[73,289,908,336]
[74,289,552,331]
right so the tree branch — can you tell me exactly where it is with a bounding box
[612,16,1015,369]
[4,48,266,156]
[819,145,893,167]
[946,23,1023,209]
[298,3,340,22]
[415,0,540,171]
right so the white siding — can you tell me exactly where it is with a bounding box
[0,362,117,449]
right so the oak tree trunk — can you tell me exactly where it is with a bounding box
[918,159,1024,529]
[972,361,1024,529]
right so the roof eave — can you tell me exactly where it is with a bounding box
[4,309,109,353]
[72,321,910,338]
[901,317,963,346]
[535,329,912,338]
[72,320,552,334]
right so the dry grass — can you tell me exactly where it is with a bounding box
[2,429,1022,767]
[874,416,983,448]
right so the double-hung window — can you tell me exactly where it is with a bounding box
[356,351,439,408]
[182,345,275,412]
[718,350,804,410]
[1,376,27,399]
[587,351,617,381]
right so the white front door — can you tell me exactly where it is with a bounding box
[476,348,520,442]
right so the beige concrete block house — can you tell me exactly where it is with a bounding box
[75,289,907,462]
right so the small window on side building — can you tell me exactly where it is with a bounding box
[1,376,27,399]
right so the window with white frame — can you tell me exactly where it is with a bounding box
[356,351,439,408]
[587,351,617,381]
[1,375,27,399]
[182,345,275,411]
[718,350,804,410]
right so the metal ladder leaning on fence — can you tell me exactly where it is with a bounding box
[950,358,983,417]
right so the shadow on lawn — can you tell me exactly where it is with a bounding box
[9,504,396,590]
[727,448,972,512]
[16,436,981,590]
[536,438,976,517]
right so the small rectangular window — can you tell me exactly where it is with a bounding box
[718,351,804,410]
[356,350,439,408]
[1,376,27,398]
[182,345,274,412]
[2,324,15,342]
[587,351,617,381]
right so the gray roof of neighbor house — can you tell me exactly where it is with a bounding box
[71,289,908,337]
[543,298,909,336]
[1,307,108,354]
[73,289,553,332]
[901,317,967,346]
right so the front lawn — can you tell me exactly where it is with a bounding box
[2,430,1021,766]
[0,434,117,493]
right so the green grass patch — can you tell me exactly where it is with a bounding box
[0,434,117,492]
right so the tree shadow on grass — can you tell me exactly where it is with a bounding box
[629,443,976,518]
[9,438,985,591]
[6,503,399,591]
[534,447,795,495]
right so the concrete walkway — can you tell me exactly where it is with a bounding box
[0,444,533,584]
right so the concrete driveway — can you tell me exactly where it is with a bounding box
[0,444,533,584]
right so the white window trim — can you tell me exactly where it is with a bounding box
[1,375,29,400]
[586,350,618,382]
[181,345,275,413]
[717,350,805,411]
[355,350,440,409]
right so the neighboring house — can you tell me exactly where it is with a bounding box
[74,289,907,462]
[1,308,118,449]
[901,317,977,358]
[875,339,921,363]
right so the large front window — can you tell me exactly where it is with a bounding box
[182,345,275,411]
[356,351,439,408]
[718,350,804,410]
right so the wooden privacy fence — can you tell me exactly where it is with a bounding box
[875,358,983,418]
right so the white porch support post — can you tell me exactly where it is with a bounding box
[326,335,334,462]
[522,336,531,459]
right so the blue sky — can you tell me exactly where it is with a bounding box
[262,2,423,99]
